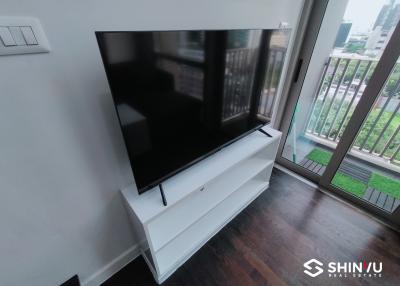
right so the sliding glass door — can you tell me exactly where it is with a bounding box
[277,0,400,225]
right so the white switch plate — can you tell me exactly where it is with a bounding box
[0,26,16,46]
[0,17,50,56]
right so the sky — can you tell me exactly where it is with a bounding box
[343,0,391,34]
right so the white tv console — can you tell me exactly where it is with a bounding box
[121,126,281,283]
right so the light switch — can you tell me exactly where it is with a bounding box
[21,26,37,45]
[0,17,50,56]
[9,26,26,45]
[0,26,16,46]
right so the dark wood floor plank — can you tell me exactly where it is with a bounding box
[102,169,400,286]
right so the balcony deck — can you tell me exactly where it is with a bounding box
[299,155,400,213]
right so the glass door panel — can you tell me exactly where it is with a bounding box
[281,0,399,178]
[331,55,400,213]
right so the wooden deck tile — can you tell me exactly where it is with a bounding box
[317,166,326,175]
[369,190,380,204]
[304,160,314,168]
[312,163,323,173]
[299,158,308,166]
[363,187,374,201]
[393,199,400,212]
[376,192,388,208]
[383,196,394,212]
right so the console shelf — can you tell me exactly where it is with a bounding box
[121,126,281,283]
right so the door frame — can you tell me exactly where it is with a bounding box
[275,0,334,183]
[275,0,400,226]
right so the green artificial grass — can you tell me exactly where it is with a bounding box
[332,172,367,197]
[306,148,400,199]
[368,173,400,199]
[306,148,332,166]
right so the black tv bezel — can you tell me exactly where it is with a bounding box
[95,30,270,194]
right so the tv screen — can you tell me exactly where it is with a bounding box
[96,29,290,193]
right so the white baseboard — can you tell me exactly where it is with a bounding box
[82,243,141,286]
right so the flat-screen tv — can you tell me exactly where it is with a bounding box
[96,29,290,193]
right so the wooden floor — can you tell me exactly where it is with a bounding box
[103,168,400,286]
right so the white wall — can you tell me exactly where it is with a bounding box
[0,1,304,285]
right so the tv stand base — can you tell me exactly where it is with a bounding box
[121,126,281,284]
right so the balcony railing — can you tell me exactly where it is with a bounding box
[222,46,287,122]
[305,56,400,169]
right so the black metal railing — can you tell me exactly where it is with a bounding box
[222,47,286,121]
[306,56,400,166]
